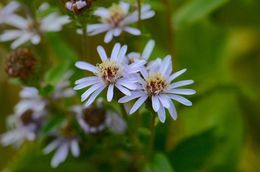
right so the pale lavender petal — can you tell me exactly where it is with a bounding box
[168,69,187,82]
[157,105,166,123]
[118,91,145,103]
[142,40,155,60]
[75,61,97,73]
[70,140,80,157]
[97,46,108,61]
[167,89,196,95]
[51,143,69,168]
[124,27,141,35]
[168,94,192,106]
[152,96,160,112]
[129,95,148,114]
[104,30,113,43]
[107,84,114,102]
[111,43,121,60]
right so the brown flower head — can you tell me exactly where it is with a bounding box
[5,48,37,79]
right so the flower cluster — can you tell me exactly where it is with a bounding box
[0,0,196,170]
[75,41,195,123]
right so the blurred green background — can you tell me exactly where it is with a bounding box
[1,0,260,171]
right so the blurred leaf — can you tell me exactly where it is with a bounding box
[40,115,65,135]
[175,21,227,84]
[45,33,77,62]
[175,90,244,171]
[147,153,174,172]
[169,128,218,172]
[44,61,72,86]
[174,0,229,29]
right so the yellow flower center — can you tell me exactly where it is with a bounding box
[97,60,122,83]
[146,73,168,96]
[104,4,127,26]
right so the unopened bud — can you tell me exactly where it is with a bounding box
[65,0,92,15]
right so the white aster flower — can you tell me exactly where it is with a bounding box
[0,1,20,24]
[73,101,126,134]
[16,87,47,115]
[1,87,47,148]
[0,3,70,49]
[119,56,196,123]
[74,43,145,107]
[43,136,80,168]
[87,2,155,43]
[0,110,46,148]
[127,39,155,64]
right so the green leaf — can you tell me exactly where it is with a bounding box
[147,153,174,172]
[174,0,229,29]
[175,21,227,84]
[171,90,244,172]
[45,33,77,62]
[169,128,218,172]
[40,115,66,135]
[44,61,71,86]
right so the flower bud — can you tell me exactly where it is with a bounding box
[65,0,92,15]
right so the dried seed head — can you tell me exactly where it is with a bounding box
[146,73,168,96]
[65,0,92,15]
[82,107,106,128]
[5,48,37,79]
[97,60,122,84]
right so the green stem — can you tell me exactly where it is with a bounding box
[148,111,156,158]
[137,0,142,29]
[81,26,87,59]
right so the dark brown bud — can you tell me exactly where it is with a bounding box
[5,48,37,79]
